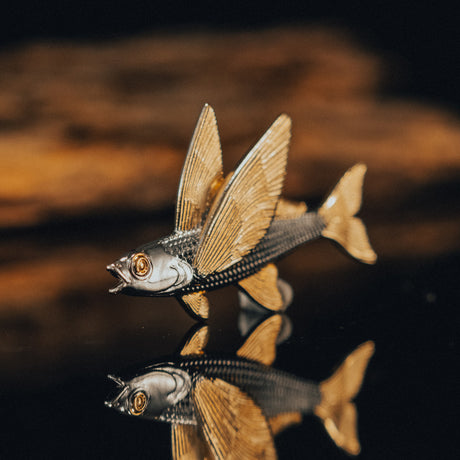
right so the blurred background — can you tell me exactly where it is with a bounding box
[0,2,458,459]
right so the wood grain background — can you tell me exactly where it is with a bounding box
[0,26,459,380]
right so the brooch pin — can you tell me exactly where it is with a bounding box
[107,104,376,319]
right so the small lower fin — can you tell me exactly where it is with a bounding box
[238,264,283,311]
[269,412,302,436]
[179,324,209,356]
[319,164,377,264]
[314,341,375,455]
[236,314,283,366]
[179,292,210,320]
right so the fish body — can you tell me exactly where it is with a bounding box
[107,105,376,319]
[113,212,325,296]
[105,316,375,458]
[125,354,321,425]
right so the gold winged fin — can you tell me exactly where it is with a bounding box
[269,412,302,436]
[175,104,224,231]
[179,325,209,357]
[236,313,282,366]
[193,377,277,460]
[179,292,210,320]
[193,114,291,276]
[171,424,212,460]
[238,263,283,311]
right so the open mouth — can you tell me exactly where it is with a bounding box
[107,263,129,294]
[105,375,128,410]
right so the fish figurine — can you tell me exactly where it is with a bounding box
[107,104,377,319]
[105,314,375,459]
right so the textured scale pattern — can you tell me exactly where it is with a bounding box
[160,212,326,293]
[157,355,320,425]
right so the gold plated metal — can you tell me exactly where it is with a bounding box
[179,325,209,356]
[319,164,377,264]
[180,291,210,320]
[130,391,147,415]
[171,424,211,460]
[106,314,375,458]
[236,313,282,366]
[131,253,151,278]
[268,412,303,436]
[193,114,291,277]
[107,104,376,319]
[238,263,283,312]
[175,104,223,232]
[314,341,375,455]
[193,377,277,460]
[275,198,308,219]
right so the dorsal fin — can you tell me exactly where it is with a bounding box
[275,198,307,219]
[236,314,282,366]
[179,324,209,356]
[238,263,283,311]
[193,114,291,276]
[193,377,277,460]
[175,104,223,231]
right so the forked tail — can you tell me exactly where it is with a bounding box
[319,164,377,264]
[314,341,375,455]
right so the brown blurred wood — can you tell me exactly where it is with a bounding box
[1,27,459,378]
[1,27,459,228]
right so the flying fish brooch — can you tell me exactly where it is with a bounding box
[107,104,377,319]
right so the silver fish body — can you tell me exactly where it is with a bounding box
[107,105,376,318]
[105,317,375,458]
[110,211,325,297]
[106,355,320,425]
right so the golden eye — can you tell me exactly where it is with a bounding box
[130,391,147,415]
[131,253,151,278]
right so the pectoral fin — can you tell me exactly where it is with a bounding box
[179,292,210,320]
[236,314,282,366]
[193,114,291,277]
[193,377,277,460]
[171,424,212,460]
[238,264,283,311]
[175,104,223,231]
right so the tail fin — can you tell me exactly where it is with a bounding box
[314,341,375,455]
[319,164,377,264]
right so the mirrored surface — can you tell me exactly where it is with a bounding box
[105,312,374,459]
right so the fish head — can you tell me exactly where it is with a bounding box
[105,365,191,419]
[107,244,193,295]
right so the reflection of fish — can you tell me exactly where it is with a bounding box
[106,315,375,459]
[107,104,376,319]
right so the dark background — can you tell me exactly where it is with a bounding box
[2,1,460,112]
[0,2,458,459]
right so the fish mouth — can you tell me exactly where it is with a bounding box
[107,263,129,294]
[105,375,128,410]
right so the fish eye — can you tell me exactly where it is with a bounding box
[129,391,147,415]
[131,253,151,278]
